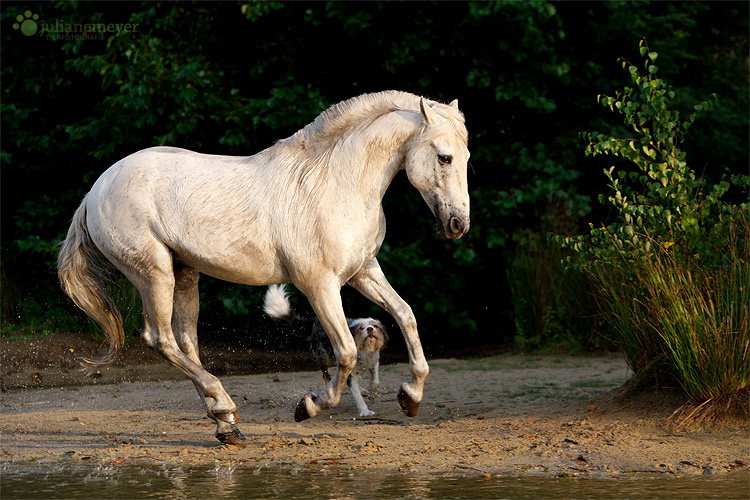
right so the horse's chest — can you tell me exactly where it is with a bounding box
[316,213,382,273]
[324,226,379,265]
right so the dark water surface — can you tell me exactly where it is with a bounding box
[2,461,748,499]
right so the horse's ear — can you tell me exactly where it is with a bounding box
[449,99,459,109]
[420,97,439,126]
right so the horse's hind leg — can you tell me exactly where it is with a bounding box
[172,263,244,444]
[113,243,241,443]
[171,263,202,363]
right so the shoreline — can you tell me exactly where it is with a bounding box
[2,348,748,477]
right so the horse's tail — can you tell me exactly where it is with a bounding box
[57,198,125,370]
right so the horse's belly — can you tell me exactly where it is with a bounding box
[175,247,288,286]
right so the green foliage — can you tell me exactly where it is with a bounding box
[563,40,747,269]
[557,40,749,401]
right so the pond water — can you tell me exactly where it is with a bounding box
[2,461,748,500]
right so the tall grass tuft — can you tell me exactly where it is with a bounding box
[588,260,659,373]
[584,218,749,422]
[642,216,749,404]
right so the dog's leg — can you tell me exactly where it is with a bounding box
[318,356,332,383]
[369,352,381,403]
[349,368,375,417]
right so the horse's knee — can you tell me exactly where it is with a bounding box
[149,334,201,371]
[395,302,417,328]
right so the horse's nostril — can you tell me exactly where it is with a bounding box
[449,217,463,234]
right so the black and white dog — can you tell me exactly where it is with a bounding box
[263,284,388,417]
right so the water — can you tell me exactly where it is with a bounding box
[2,461,748,499]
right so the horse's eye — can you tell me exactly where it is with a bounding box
[437,154,452,165]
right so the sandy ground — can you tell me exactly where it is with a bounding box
[1,334,748,477]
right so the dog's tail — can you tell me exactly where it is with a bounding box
[263,284,302,322]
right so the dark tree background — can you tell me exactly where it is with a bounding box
[1,1,747,353]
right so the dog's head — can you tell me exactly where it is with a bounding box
[348,318,388,354]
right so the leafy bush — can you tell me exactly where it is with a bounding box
[557,40,749,406]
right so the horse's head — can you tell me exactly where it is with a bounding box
[405,98,471,239]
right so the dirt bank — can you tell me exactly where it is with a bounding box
[1,334,748,477]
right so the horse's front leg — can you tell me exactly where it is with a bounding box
[294,279,357,422]
[348,259,428,417]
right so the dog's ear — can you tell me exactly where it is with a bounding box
[379,322,389,344]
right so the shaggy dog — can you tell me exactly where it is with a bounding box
[263,284,388,417]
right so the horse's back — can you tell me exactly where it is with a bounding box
[85,147,287,285]
[87,147,256,232]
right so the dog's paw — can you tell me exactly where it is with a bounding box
[358,409,376,417]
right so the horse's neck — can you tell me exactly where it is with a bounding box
[330,111,419,205]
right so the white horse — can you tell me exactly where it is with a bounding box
[57,90,470,444]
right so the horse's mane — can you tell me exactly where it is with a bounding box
[285,90,466,147]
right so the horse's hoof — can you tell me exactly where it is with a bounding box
[216,425,246,445]
[294,393,318,422]
[397,387,420,417]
